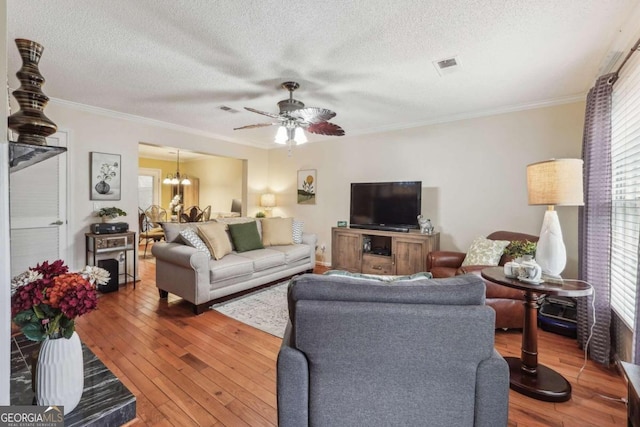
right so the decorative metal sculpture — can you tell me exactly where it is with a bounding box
[8,39,58,146]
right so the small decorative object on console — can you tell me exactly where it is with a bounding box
[96,206,127,222]
[417,215,434,234]
[90,222,129,234]
[337,220,347,227]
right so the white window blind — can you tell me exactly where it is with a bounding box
[611,51,640,329]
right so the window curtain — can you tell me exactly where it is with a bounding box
[577,73,614,366]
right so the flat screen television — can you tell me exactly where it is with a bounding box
[350,181,422,232]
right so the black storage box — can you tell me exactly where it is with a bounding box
[97,258,119,293]
[538,296,577,338]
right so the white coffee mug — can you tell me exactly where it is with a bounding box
[521,260,542,282]
[503,262,520,278]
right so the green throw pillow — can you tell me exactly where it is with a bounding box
[228,221,264,252]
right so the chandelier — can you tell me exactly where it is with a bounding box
[162,149,191,186]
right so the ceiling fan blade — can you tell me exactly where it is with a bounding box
[307,122,345,136]
[244,107,281,119]
[289,107,336,124]
[233,122,277,130]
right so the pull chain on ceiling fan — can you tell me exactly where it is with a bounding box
[234,81,345,154]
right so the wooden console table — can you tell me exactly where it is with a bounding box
[331,227,439,275]
[10,334,136,426]
[481,267,592,402]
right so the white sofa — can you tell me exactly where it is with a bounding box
[151,218,317,314]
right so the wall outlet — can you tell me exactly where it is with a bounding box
[93,203,101,212]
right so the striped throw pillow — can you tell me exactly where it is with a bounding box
[292,220,304,244]
[179,228,211,258]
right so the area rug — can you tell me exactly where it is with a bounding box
[210,281,289,338]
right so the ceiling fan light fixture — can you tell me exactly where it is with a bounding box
[235,81,345,148]
[294,127,307,144]
[274,126,288,144]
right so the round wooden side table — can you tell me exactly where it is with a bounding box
[481,267,592,402]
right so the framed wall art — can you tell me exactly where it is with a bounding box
[90,152,121,200]
[297,169,316,204]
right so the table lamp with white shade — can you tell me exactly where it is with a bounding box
[260,193,276,216]
[526,159,584,277]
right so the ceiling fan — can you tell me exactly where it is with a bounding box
[234,81,345,145]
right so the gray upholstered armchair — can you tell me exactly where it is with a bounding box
[277,273,509,427]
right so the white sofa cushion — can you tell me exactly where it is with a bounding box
[236,248,286,272]
[270,244,310,264]
[208,254,254,282]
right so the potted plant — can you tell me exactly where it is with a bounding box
[255,211,266,218]
[503,240,537,262]
[96,207,127,222]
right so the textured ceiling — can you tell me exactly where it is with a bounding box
[7,0,640,149]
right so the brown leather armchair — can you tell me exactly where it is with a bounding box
[427,230,539,329]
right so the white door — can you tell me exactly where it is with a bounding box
[10,132,68,276]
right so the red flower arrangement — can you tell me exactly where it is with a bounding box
[11,260,108,341]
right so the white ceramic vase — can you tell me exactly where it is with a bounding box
[36,331,84,414]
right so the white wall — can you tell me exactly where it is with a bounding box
[45,103,270,270]
[268,101,585,277]
[1,0,11,406]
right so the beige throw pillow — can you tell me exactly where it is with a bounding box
[197,222,232,260]
[461,236,511,267]
[261,217,294,246]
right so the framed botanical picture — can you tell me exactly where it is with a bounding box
[90,152,121,200]
[297,169,316,204]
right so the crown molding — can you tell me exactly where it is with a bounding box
[49,93,586,150]
[347,93,587,138]
[48,97,270,149]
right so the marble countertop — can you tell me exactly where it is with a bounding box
[11,334,136,427]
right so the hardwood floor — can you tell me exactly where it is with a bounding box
[72,254,629,426]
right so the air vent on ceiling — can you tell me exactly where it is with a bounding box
[432,55,461,77]
[219,105,239,113]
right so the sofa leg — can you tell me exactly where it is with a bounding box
[194,303,208,315]
[158,289,168,298]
